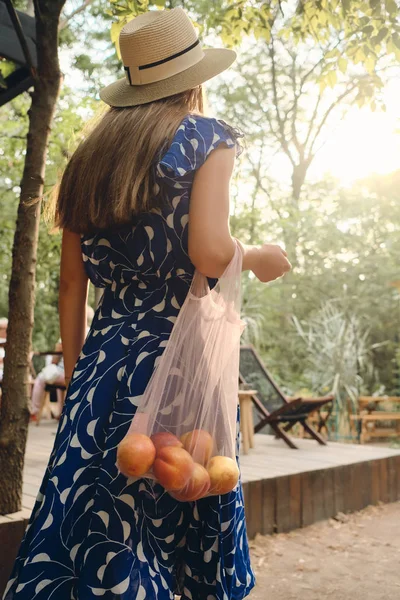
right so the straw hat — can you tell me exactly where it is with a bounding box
[100,8,236,107]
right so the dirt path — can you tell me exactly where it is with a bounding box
[249,502,400,600]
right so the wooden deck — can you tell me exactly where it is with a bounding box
[2,422,400,596]
[240,433,400,539]
[22,422,400,536]
[240,433,400,482]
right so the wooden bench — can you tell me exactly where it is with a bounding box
[352,396,400,444]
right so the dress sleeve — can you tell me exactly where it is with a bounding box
[157,115,243,179]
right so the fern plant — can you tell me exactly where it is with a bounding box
[293,301,382,438]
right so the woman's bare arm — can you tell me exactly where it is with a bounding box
[59,229,89,383]
[189,147,291,281]
[189,146,237,278]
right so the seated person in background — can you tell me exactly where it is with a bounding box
[30,305,94,420]
[30,340,65,421]
[0,317,8,384]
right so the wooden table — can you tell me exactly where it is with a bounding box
[239,390,257,454]
[352,397,400,443]
[359,396,400,412]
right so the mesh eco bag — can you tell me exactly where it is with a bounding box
[117,241,245,500]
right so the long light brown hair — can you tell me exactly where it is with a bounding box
[51,86,204,234]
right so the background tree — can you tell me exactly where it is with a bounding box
[0,0,67,516]
[108,0,400,71]
[233,171,400,401]
[213,23,392,260]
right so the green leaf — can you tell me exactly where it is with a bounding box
[385,0,398,14]
[356,93,365,108]
[341,0,351,14]
[362,25,374,35]
[392,33,400,50]
[110,21,125,58]
[327,70,337,88]
[353,47,365,64]
[364,55,376,73]
[338,57,348,73]
[319,79,327,93]
[376,27,389,44]
[325,48,340,59]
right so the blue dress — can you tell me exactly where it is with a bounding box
[4,116,255,600]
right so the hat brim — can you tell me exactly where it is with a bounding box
[99,48,236,108]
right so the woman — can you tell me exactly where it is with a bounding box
[4,8,290,600]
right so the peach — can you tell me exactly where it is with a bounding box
[183,429,214,466]
[117,433,156,478]
[207,456,239,495]
[180,432,190,445]
[151,432,183,454]
[153,446,194,491]
[171,463,211,502]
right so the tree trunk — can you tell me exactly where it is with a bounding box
[0,0,66,515]
[283,161,309,265]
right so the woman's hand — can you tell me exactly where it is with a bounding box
[241,243,291,283]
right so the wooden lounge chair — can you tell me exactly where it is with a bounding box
[239,345,334,450]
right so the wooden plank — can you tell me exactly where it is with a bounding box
[360,461,372,509]
[246,480,263,539]
[360,414,400,420]
[310,470,329,524]
[347,463,362,513]
[275,475,301,533]
[261,478,276,535]
[379,459,389,504]
[22,481,41,498]
[333,465,351,515]
[322,468,336,519]
[0,513,26,598]
[359,396,400,404]
[387,456,398,502]
[289,474,302,530]
[371,460,381,505]
[21,495,36,510]
[301,470,314,527]
[395,456,400,501]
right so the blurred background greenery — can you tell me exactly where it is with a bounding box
[1,0,399,414]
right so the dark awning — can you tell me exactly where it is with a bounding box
[0,0,37,107]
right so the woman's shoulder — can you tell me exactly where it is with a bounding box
[180,114,242,140]
[157,114,243,180]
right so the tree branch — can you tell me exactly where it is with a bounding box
[59,0,94,30]
[288,51,304,161]
[243,78,281,143]
[248,149,285,221]
[304,93,322,154]
[269,35,295,167]
[309,80,361,155]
